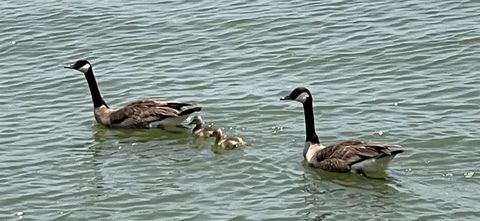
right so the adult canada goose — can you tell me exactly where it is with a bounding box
[210,128,245,150]
[65,59,201,128]
[280,87,403,175]
[188,115,216,138]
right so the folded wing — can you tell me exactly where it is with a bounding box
[314,140,402,172]
[109,99,195,128]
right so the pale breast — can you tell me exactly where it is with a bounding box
[305,143,325,163]
[94,105,113,127]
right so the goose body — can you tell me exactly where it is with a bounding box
[65,60,201,128]
[188,116,216,138]
[281,87,403,174]
[210,128,245,150]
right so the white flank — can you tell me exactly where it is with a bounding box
[150,115,189,127]
[350,155,396,172]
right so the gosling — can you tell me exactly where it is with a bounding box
[209,128,245,150]
[188,116,216,138]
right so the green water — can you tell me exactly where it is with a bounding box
[1,0,479,220]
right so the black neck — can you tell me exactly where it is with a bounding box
[84,67,108,108]
[302,99,320,144]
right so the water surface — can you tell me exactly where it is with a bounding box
[1,0,479,220]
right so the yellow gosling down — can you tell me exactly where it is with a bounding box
[188,116,216,138]
[210,128,245,151]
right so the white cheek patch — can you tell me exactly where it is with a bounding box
[295,92,310,103]
[78,63,91,73]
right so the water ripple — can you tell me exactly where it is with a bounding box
[1,0,479,220]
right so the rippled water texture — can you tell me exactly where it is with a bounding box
[1,0,479,220]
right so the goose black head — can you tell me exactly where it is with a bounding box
[280,87,312,104]
[64,59,91,74]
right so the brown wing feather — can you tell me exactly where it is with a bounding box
[314,158,351,172]
[316,140,398,168]
[109,100,183,127]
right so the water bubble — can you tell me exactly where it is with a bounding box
[378,131,384,136]
[464,172,474,178]
[442,173,453,177]
[271,126,284,134]
[118,146,122,150]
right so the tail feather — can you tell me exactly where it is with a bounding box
[349,148,404,166]
[167,102,193,110]
[375,149,404,159]
[179,107,202,116]
[390,149,404,155]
